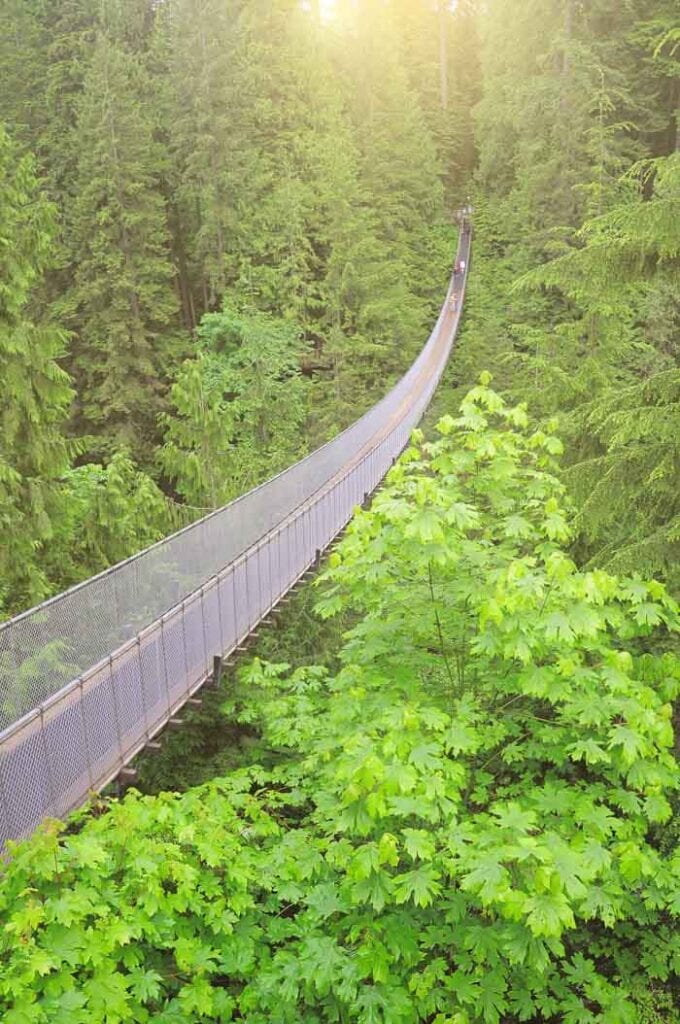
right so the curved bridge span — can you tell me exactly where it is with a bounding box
[0,228,471,848]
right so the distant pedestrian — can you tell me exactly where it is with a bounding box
[450,294,458,313]
[460,258,466,274]
[454,258,461,276]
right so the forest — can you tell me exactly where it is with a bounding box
[0,0,679,1021]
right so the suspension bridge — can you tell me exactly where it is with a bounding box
[0,226,471,850]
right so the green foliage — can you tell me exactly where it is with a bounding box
[0,123,73,615]
[516,152,680,583]
[153,0,454,445]
[2,381,678,1022]
[159,305,308,505]
[42,452,174,594]
[0,122,181,621]
[65,32,183,455]
[134,582,351,793]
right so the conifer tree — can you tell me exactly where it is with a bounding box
[311,0,452,428]
[66,33,181,456]
[522,153,680,581]
[391,0,480,202]
[0,126,73,614]
[0,0,48,149]
[43,452,173,594]
[154,0,265,319]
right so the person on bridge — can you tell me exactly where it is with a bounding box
[460,258,466,274]
[450,294,459,313]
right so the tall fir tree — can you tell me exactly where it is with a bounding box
[65,32,182,456]
[0,126,73,614]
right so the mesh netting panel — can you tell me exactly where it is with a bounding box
[161,610,187,706]
[183,594,207,687]
[111,647,146,753]
[138,628,168,737]
[1,717,53,839]
[82,665,119,788]
[217,569,237,655]
[233,560,249,643]
[44,690,89,817]
[201,581,222,667]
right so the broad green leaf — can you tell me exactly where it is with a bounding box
[402,829,436,862]
[393,865,441,907]
[523,892,575,937]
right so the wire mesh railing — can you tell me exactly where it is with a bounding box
[0,229,471,848]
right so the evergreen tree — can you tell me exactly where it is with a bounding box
[390,0,480,202]
[310,0,452,430]
[153,0,246,318]
[0,0,455,614]
[65,33,182,456]
[522,153,680,581]
[0,0,48,150]
[0,126,73,614]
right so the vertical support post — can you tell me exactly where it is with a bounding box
[159,617,173,718]
[215,572,225,653]
[136,636,149,739]
[78,677,94,790]
[108,655,124,766]
[198,585,208,688]
[39,709,57,819]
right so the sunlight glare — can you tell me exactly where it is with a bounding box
[300,0,336,21]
